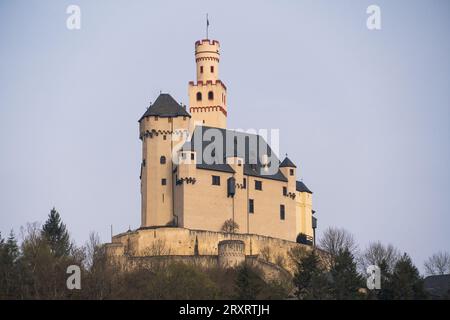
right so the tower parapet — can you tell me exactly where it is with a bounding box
[195,39,220,82]
[218,240,245,268]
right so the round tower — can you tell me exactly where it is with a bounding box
[218,240,245,268]
[138,93,190,228]
[189,39,228,129]
[195,39,220,82]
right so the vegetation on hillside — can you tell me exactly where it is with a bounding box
[0,208,447,300]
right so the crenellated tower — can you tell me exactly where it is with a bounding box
[138,94,190,227]
[188,39,227,129]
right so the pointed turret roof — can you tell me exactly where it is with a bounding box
[296,181,312,194]
[279,156,297,168]
[139,93,190,120]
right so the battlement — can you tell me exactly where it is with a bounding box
[188,80,227,90]
[189,105,227,116]
[195,39,220,62]
[195,39,220,47]
[218,240,245,268]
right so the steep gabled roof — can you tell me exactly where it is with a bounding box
[296,181,313,194]
[139,93,190,120]
[182,126,288,182]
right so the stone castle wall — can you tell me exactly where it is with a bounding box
[105,227,312,274]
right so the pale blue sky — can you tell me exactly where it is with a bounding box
[1,0,449,271]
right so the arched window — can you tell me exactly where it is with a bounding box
[196,92,202,101]
[208,91,214,100]
[160,156,166,164]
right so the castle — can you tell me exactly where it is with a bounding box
[106,38,317,272]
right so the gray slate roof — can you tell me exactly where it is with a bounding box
[296,181,313,194]
[280,156,297,168]
[183,126,288,181]
[140,93,190,120]
[424,275,450,298]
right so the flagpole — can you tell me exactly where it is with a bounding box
[206,13,209,39]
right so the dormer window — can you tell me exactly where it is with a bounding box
[261,154,268,167]
[208,91,214,100]
[196,92,202,101]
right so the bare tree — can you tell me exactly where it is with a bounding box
[424,251,450,276]
[221,219,239,233]
[288,245,308,265]
[318,227,357,269]
[259,246,272,262]
[85,231,102,270]
[274,254,286,268]
[319,227,358,257]
[143,239,171,256]
[359,241,400,273]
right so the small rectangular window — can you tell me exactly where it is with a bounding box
[280,205,285,220]
[255,180,262,191]
[210,66,214,73]
[191,153,195,160]
[249,199,254,214]
[161,178,167,186]
[283,186,287,196]
[243,178,247,189]
[212,175,220,186]
[290,169,294,176]
[200,66,204,73]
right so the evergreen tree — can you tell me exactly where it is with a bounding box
[389,253,428,300]
[234,263,264,299]
[329,248,364,299]
[0,230,20,298]
[370,258,394,300]
[293,249,330,299]
[41,207,71,257]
